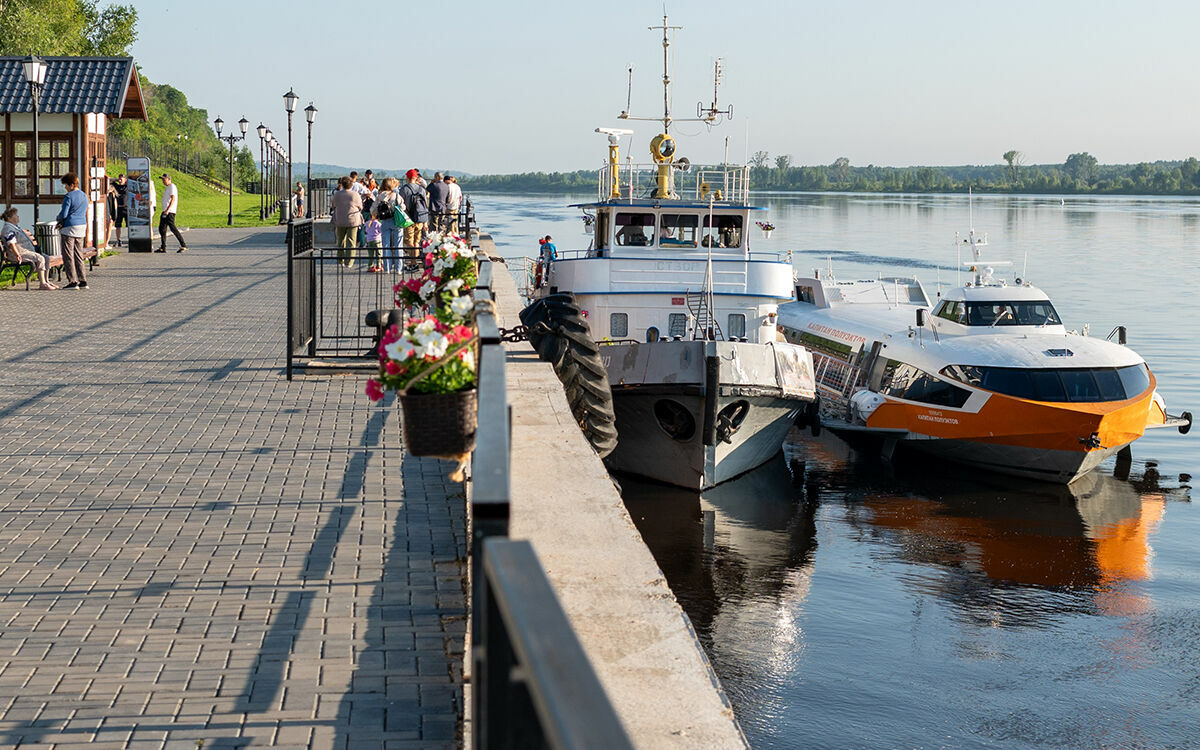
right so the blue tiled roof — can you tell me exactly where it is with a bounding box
[0,57,139,115]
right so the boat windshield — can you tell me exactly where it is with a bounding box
[940,363,1151,402]
[936,300,1062,326]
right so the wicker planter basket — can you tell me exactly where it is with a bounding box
[399,388,478,457]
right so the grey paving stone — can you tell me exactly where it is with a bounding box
[0,228,467,747]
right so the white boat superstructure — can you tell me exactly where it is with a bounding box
[777,220,1191,483]
[527,15,816,490]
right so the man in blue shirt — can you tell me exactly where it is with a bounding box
[55,172,89,289]
[541,235,557,261]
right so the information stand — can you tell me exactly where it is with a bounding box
[126,157,153,252]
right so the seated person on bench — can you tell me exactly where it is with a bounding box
[1,207,57,290]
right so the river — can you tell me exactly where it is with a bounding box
[476,191,1199,749]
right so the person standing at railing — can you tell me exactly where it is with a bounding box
[427,172,449,232]
[372,177,404,273]
[398,169,429,258]
[331,176,363,267]
[444,175,462,233]
[293,182,305,219]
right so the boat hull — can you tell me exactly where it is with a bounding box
[600,340,815,490]
[606,390,803,489]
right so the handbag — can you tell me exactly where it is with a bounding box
[394,207,415,228]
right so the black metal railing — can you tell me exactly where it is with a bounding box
[470,261,632,749]
[307,177,339,218]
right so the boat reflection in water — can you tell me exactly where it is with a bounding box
[852,465,1168,621]
[621,454,820,704]
[620,437,1185,747]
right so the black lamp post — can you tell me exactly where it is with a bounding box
[215,116,249,226]
[22,55,48,225]
[265,130,274,217]
[283,88,298,221]
[256,123,267,220]
[304,102,317,218]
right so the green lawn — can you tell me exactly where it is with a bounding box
[105,166,280,229]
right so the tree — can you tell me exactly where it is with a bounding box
[749,150,770,169]
[774,154,792,171]
[1063,152,1099,185]
[1003,150,1023,182]
[0,0,137,56]
[831,157,850,183]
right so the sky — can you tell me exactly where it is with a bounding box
[129,0,1200,174]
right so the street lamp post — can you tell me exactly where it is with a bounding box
[256,123,267,220]
[304,103,317,218]
[283,88,298,221]
[214,116,249,226]
[22,56,48,225]
[175,133,189,172]
[264,130,274,217]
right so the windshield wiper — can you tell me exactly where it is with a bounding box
[989,309,1014,327]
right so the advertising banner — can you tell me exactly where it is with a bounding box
[126,157,153,252]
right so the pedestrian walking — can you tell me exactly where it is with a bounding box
[331,176,363,267]
[364,215,383,272]
[55,173,89,289]
[398,169,429,258]
[110,174,128,246]
[156,173,189,253]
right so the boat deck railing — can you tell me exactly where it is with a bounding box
[813,351,863,409]
[598,161,751,203]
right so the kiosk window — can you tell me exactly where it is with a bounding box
[615,212,655,246]
[659,214,698,247]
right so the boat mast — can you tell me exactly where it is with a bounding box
[654,13,680,135]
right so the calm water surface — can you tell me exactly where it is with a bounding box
[479,192,1199,749]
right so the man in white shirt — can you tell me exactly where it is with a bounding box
[444,175,463,233]
[156,173,188,253]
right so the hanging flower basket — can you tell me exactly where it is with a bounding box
[756,220,775,239]
[399,388,477,457]
[762,229,772,239]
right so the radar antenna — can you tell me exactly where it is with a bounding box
[697,58,734,122]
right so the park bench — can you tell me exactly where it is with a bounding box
[1,251,62,290]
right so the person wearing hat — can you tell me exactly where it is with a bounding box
[156,173,188,253]
[397,169,430,257]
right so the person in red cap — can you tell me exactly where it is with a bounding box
[397,169,429,257]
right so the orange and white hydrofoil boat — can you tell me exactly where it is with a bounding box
[777,224,1191,483]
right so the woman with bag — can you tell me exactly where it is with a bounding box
[372,178,408,273]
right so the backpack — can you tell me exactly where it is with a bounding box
[376,200,394,221]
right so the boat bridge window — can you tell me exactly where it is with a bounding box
[659,214,698,247]
[935,300,967,324]
[615,212,656,246]
[879,360,971,408]
[701,215,742,248]
[962,301,1061,326]
[940,363,1150,402]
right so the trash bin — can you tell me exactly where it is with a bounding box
[34,221,60,257]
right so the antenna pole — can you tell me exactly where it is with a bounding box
[660,14,671,133]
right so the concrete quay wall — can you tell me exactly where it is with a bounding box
[480,235,747,748]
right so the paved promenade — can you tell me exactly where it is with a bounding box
[0,228,467,749]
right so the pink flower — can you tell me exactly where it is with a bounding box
[385,360,402,375]
[452,325,473,342]
[365,378,385,401]
[425,252,435,267]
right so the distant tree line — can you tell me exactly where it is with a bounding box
[460,151,1200,195]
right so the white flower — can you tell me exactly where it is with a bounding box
[433,257,450,274]
[450,294,473,317]
[444,278,465,292]
[419,280,438,300]
[417,332,449,359]
[459,348,476,370]
[413,319,437,336]
[384,338,417,362]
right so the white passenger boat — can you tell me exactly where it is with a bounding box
[527,16,816,490]
[776,220,1191,483]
